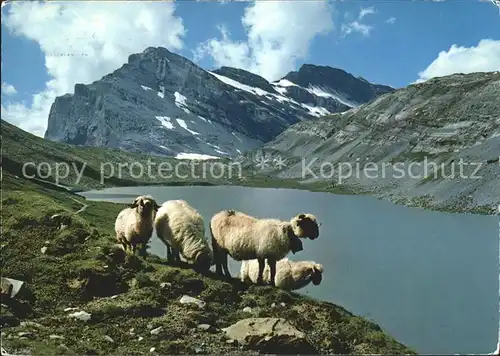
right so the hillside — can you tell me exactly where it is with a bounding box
[0,167,415,355]
[43,46,393,159]
[2,119,240,190]
[244,71,500,214]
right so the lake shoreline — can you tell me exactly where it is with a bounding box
[76,175,497,217]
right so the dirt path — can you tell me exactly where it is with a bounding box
[68,196,89,215]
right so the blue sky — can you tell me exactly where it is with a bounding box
[1,0,500,137]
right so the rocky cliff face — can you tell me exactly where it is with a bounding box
[44,47,392,158]
[248,71,500,212]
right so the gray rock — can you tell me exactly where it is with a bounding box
[197,324,211,331]
[49,335,65,340]
[197,324,217,333]
[1,277,25,298]
[138,336,144,342]
[180,295,206,309]
[103,335,114,343]
[41,246,48,254]
[20,321,43,328]
[17,332,33,338]
[222,317,317,354]
[67,310,91,322]
[242,307,252,313]
[150,326,163,335]
[63,307,79,312]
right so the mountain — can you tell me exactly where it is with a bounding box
[245,71,500,213]
[44,46,393,159]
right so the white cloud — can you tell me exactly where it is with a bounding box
[1,1,185,137]
[341,21,373,37]
[193,1,334,81]
[416,39,500,83]
[2,82,17,95]
[385,17,396,24]
[341,6,375,38]
[358,6,376,20]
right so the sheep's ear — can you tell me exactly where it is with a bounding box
[129,198,139,208]
[153,202,161,211]
[297,213,306,220]
[314,264,324,273]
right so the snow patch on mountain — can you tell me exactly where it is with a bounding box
[209,71,269,96]
[174,91,188,107]
[273,79,298,87]
[176,118,199,136]
[156,116,174,129]
[175,152,221,160]
[300,104,331,117]
[306,86,358,108]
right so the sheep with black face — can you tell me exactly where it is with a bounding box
[115,195,160,255]
[210,210,320,285]
[240,257,323,291]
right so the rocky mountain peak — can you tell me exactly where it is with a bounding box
[280,64,395,104]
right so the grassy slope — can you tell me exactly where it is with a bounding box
[1,173,415,355]
[1,120,415,354]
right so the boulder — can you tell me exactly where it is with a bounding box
[1,277,25,298]
[222,317,317,354]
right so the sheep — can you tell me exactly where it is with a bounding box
[240,257,323,291]
[154,199,213,272]
[210,210,320,285]
[114,195,160,255]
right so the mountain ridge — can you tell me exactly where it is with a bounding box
[44,46,393,159]
[245,70,500,213]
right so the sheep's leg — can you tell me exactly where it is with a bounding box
[131,242,138,256]
[211,233,223,276]
[221,251,231,279]
[166,244,173,262]
[122,240,132,255]
[172,248,181,264]
[138,243,147,257]
[268,258,277,287]
[256,258,265,285]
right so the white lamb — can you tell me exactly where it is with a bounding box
[115,195,160,255]
[154,199,213,272]
[240,257,323,290]
[210,210,320,285]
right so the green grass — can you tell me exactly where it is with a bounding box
[1,172,416,355]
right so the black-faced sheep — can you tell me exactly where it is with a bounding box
[114,195,160,255]
[210,210,319,285]
[154,199,213,272]
[240,257,323,290]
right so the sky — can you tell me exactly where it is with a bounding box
[1,0,500,138]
